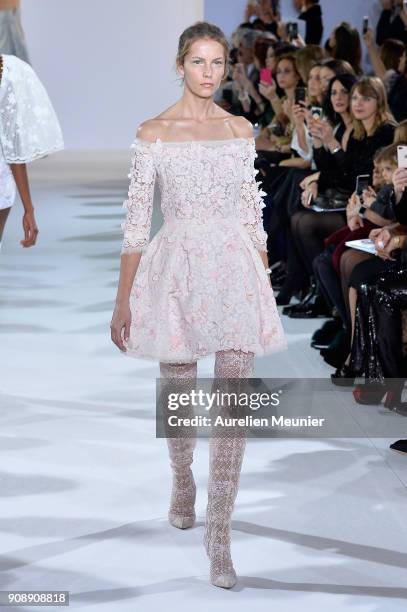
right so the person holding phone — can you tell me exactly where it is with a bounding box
[363,29,407,122]
[275,73,357,310]
[0,0,29,62]
[376,0,407,46]
[297,0,323,45]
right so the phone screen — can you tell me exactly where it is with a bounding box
[356,174,370,196]
[311,106,323,120]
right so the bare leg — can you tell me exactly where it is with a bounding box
[204,349,255,588]
[159,361,198,529]
[0,207,11,247]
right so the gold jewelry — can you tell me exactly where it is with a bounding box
[393,235,401,248]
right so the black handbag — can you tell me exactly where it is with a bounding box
[313,187,350,211]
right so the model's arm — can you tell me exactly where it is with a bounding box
[111,125,156,351]
[9,162,39,247]
[233,117,270,271]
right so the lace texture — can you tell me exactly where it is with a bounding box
[0,55,63,163]
[121,140,156,254]
[159,361,198,529]
[121,136,287,363]
[204,349,254,588]
[160,349,254,588]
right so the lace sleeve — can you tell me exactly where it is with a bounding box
[238,138,268,252]
[121,139,156,255]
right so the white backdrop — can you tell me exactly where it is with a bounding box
[22,0,203,150]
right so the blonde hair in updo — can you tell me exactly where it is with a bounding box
[176,21,230,85]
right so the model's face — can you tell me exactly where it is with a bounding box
[266,46,276,72]
[351,89,378,121]
[330,80,350,114]
[381,161,397,184]
[276,59,299,90]
[319,67,335,94]
[179,39,226,96]
[307,66,321,98]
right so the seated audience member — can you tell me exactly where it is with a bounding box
[295,45,326,85]
[376,0,407,46]
[274,72,357,307]
[363,30,407,122]
[325,22,363,75]
[316,144,402,376]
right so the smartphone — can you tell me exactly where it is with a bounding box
[356,174,370,196]
[311,106,323,120]
[287,22,298,41]
[295,87,307,104]
[362,16,369,35]
[260,67,273,85]
[404,0,407,10]
[397,145,407,168]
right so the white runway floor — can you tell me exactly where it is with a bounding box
[1,152,407,611]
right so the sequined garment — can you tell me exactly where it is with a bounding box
[120,136,287,363]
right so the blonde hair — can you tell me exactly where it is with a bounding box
[394,119,407,143]
[351,77,396,140]
[176,21,230,85]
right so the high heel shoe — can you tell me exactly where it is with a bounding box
[331,364,357,387]
[168,468,196,529]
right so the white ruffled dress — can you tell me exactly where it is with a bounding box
[121,136,287,364]
[0,53,64,210]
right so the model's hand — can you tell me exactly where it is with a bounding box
[111,302,131,352]
[20,209,38,247]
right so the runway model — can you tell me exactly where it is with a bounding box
[111,21,286,589]
[0,54,63,250]
[0,0,29,62]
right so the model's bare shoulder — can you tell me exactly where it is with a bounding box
[228,115,254,139]
[135,120,164,143]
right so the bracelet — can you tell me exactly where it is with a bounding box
[394,235,401,248]
[264,267,272,275]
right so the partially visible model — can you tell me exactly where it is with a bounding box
[0,54,64,250]
[0,0,29,62]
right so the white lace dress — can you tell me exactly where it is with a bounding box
[121,136,287,364]
[0,53,63,210]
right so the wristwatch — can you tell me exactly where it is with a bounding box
[331,145,341,154]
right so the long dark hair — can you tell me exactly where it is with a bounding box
[330,22,362,75]
[323,73,358,125]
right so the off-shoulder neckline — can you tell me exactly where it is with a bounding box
[133,136,255,146]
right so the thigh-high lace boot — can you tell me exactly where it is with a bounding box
[159,361,198,529]
[204,349,254,588]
